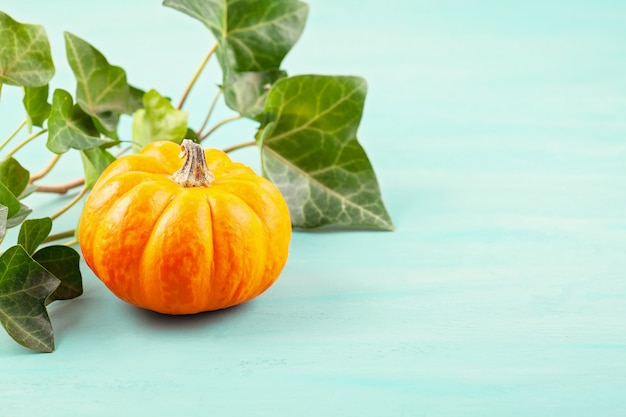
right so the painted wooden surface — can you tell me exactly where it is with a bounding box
[1,1,626,415]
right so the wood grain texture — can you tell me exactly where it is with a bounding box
[1,0,625,416]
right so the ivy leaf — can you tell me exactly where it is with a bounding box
[47,89,110,154]
[17,217,52,255]
[0,245,60,353]
[259,75,393,230]
[22,85,51,129]
[80,147,116,189]
[0,181,20,219]
[0,157,30,197]
[223,69,286,120]
[163,0,308,72]
[64,31,130,132]
[33,246,83,304]
[0,164,30,228]
[184,127,199,141]
[6,204,31,229]
[0,205,7,242]
[0,11,55,87]
[129,85,146,112]
[132,89,188,149]
[18,184,37,199]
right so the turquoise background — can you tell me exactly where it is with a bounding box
[1,0,626,415]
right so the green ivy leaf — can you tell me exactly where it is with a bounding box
[64,31,130,132]
[33,246,83,304]
[47,89,110,154]
[0,11,55,87]
[132,89,188,149]
[129,85,146,112]
[80,147,116,189]
[259,75,393,230]
[18,184,37,199]
[184,127,199,141]
[0,245,60,353]
[0,181,20,219]
[23,85,52,129]
[223,69,286,120]
[0,205,7,243]
[6,203,31,229]
[163,0,308,72]
[22,84,51,129]
[17,217,52,255]
[0,157,30,197]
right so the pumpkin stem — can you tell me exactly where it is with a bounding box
[171,139,214,187]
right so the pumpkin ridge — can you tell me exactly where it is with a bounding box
[136,187,184,310]
[206,192,244,307]
[208,190,268,306]
[205,193,216,307]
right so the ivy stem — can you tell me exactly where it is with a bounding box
[177,42,218,110]
[0,119,27,153]
[50,186,88,221]
[196,88,223,138]
[63,238,79,247]
[33,145,128,194]
[43,229,76,244]
[223,140,257,153]
[36,178,85,194]
[199,114,243,142]
[30,154,62,182]
[5,129,47,159]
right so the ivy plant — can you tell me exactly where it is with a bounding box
[0,0,393,353]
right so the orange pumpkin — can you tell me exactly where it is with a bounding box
[78,139,292,314]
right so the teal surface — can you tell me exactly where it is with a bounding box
[2,1,626,415]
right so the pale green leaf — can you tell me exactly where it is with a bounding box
[259,75,393,230]
[64,31,130,131]
[0,11,55,87]
[47,89,110,154]
[132,89,188,149]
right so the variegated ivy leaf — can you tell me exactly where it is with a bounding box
[259,75,393,230]
[0,245,60,352]
[223,69,287,120]
[64,31,131,132]
[164,0,307,118]
[47,89,110,154]
[0,11,55,87]
[164,0,308,72]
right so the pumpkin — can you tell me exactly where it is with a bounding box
[78,139,292,315]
